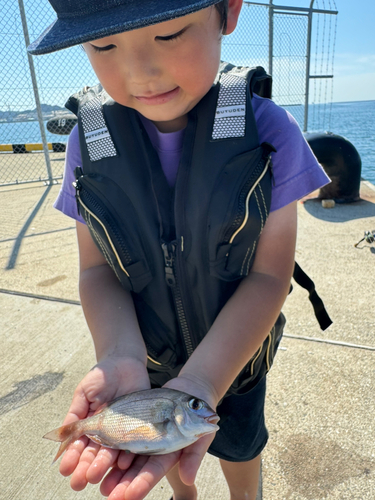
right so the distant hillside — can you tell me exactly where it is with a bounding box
[0,104,67,123]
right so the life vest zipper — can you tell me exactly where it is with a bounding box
[74,181,130,278]
[147,355,162,366]
[229,156,272,245]
[145,342,163,366]
[265,330,273,372]
[250,344,264,376]
[162,241,194,359]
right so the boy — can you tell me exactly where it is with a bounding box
[28,1,330,499]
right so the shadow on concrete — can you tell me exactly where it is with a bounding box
[354,245,375,256]
[277,433,374,500]
[302,198,375,222]
[0,371,64,416]
[5,184,52,270]
[0,225,75,244]
[0,182,57,194]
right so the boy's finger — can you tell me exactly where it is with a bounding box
[65,389,90,422]
[117,450,136,470]
[69,440,101,491]
[104,455,149,499]
[179,433,215,485]
[59,436,89,476]
[86,447,120,484]
[100,467,126,497]
[122,453,180,500]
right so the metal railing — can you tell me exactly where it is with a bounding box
[0,0,337,186]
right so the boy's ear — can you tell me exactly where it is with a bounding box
[225,0,243,35]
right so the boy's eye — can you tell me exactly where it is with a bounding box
[90,44,116,53]
[156,27,187,42]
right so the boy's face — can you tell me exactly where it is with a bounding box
[83,7,232,132]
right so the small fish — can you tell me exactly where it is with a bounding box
[44,388,219,462]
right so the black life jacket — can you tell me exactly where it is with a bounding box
[66,63,331,395]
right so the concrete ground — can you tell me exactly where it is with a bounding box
[1,179,374,500]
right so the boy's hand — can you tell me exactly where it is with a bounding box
[99,375,218,500]
[58,356,151,491]
[57,363,217,500]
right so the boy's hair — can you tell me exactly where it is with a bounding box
[215,0,229,34]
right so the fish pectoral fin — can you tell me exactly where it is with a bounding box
[124,421,169,442]
[147,421,170,441]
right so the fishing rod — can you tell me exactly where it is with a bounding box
[354,230,375,248]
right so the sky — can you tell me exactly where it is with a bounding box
[228,0,375,103]
[325,0,375,102]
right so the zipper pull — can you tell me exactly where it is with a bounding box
[162,242,176,287]
[261,142,276,187]
[73,167,83,215]
[267,156,275,187]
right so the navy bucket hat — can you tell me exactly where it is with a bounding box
[28,0,222,55]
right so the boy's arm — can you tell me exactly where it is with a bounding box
[59,222,151,488]
[167,200,298,406]
[76,221,147,365]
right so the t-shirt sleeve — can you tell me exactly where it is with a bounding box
[53,124,86,224]
[253,94,331,212]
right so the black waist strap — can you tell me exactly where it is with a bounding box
[293,262,333,331]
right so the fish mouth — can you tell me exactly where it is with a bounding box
[205,414,220,425]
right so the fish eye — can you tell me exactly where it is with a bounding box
[188,398,204,411]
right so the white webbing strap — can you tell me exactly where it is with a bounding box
[212,72,247,140]
[80,91,117,162]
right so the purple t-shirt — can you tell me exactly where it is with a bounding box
[54,93,330,224]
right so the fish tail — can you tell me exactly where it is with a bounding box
[43,420,84,463]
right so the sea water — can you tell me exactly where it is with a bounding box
[305,100,375,185]
[282,100,375,184]
[0,100,374,184]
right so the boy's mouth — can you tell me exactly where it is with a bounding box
[134,87,180,105]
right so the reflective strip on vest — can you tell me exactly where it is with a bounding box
[212,72,246,140]
[80,94,117,162]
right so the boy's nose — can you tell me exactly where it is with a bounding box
[125,46,161,83]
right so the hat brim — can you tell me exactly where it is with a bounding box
[28,0,222,55]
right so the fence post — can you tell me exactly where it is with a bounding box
[17,0,54,183]
[268,0,273,80]
[303,0,315,132]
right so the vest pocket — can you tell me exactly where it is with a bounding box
[133,296,181,371]
[74,172,152,293]
[207,144,274,281]
[227,312,285,396]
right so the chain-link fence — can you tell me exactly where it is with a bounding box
[308,0,338,132]
[0,0,337,186]
[0,0,97,186]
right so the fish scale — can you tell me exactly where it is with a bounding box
[95,406,173,441]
